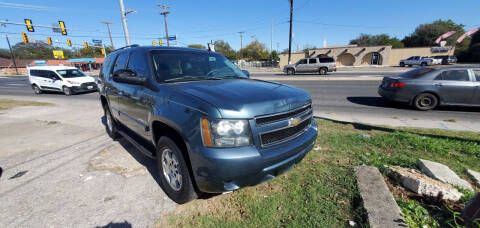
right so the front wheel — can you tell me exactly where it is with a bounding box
[286,68,295,75]
[156,136,198,204]
[420,62,427,67]
[63,86,73,96]
[413,93,438,111]
[399,62,405,67]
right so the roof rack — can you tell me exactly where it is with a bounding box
[110,44,140,53]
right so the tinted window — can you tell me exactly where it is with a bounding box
[308,59,317,64]
[101,55,115,79]
[298,59,307,64]
[319,57,334,63]
[127,51,148,77]
[435,70,470,81]
[30,70,51,78]
[473,70,480,81]
[398,68,435,79]
[113,52,129,72]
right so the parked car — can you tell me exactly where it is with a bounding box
[378,67,480,110]
[434,55,458,65]
[399,56,439,67]
[27,65,97,95]
[99,45,318,203]
[283,57,336,75]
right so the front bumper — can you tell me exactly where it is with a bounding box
[71,84,98,93]
[190,120,318,193]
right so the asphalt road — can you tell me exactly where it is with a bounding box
[1,74,479,128]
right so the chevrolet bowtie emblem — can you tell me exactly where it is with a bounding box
[288,117,301,127]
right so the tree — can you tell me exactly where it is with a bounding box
[402,19,466,48]
[12,42,54,59]
[213,40,238,60]
[187,44,206,49]
[302,44,318,54]
[270,50,279,61]
[350,34,404,48]
[239,40,269,61]
[457,31,480,62]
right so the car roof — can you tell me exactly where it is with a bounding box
[27,65,78,70]
[111,45,213,55]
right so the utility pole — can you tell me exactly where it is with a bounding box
[101,21,114,49]
[5,35,18,74]
[288,0,293,64]
[238,31,244,50]
[158,4,170,46]
[271,18,274,53]
[118,0,132,46]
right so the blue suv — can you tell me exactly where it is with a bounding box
[99,45,317,203]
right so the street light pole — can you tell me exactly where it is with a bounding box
[5,35,18,75]
[288,0,293,64]
[118,0,131,46]
[238,31,244,50]
[158,4,170,47]
[101,21,114,49]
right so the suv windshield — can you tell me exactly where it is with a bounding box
[151,50,247,82]
[56,69,86,78]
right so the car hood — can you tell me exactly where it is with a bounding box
[64,76,95,83]
[168,79,311,118]
[284,64,295,68]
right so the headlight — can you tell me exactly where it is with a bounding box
[66,80,80,85]
[201,118,252,147]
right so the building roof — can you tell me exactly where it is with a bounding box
[67,58,97,63]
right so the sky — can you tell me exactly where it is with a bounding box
[0,0,479,52]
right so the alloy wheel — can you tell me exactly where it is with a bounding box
[161,148,183,191]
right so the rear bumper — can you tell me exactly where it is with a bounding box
[378,86,410,103]
[190,120,318,193]
[329,67,337,72]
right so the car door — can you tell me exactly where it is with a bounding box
[307,58,318,72]
[472,69,480,105]
[49,71,64,90]
[295,59,308,72]
[39,70,60,91]
[433,69,474,105]
[116,50,150,139]
[109,52,129,120]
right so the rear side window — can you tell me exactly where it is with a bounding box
[127,51,148,78]
[113,52,129,72]
[30,70,50,78]
[435,70,470,81]
[308,59,317,64]
[319,57,334,63]
[473,70,480,81]
[399,68,435,79]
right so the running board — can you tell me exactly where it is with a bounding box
[117,130,155,159]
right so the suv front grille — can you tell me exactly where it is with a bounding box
[256,104,311,125]
[260,117,311,146]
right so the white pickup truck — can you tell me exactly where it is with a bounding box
[399,56,441,67]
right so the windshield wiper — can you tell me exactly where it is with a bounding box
[212,75,247,79]
[164,76,221,83]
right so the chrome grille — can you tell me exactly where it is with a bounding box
[256,104,312,125]
[260,117,312,146]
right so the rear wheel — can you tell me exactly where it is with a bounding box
[287,68,295,75]
[319,68,327,75]
[32,85,42,94]
[63,86,72,96]
[399,62,405,67]
[104,106,120,139]
[156,136,198,204]
[413,93,438,111]
[420,62,427,67]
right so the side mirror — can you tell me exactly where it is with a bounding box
[241,70,250,78]
[113,69,146,85]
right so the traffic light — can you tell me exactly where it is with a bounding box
[152,40,156,46]
[21,32,29,44]
[159,39,162,46]
[66,39,72,47]
[84,41,88,49]
[24,19,34,32]
[47,37,52,45]
[58,21,67,35]
[101,48,105,55]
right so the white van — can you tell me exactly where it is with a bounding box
[27,66,97,95]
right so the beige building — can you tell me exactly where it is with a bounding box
[279,45,455,68]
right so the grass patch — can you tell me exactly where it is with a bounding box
[0,98,53,110]
[444,119,457,123]
[157,119,480,228]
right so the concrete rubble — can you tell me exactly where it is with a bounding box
[417,159,473,191]
[383,166,463,201]
[466,169,480,187]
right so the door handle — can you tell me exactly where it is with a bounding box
[435,83,443,87]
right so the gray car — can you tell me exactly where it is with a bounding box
[378,67,480,110]
[283,57,336,75]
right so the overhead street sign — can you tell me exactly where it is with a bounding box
[92,39,102,44]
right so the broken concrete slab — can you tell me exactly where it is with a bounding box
[417,159,473,191]
[462,192,480,224]
[383,166,463,202]
[354,165,408,228]
[466,169,480,187]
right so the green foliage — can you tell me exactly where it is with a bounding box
[239,40,270,61]
[402,19,467,48]
[0,42,112,60]
[398,200,439,228]
[187,44,206,49]
[458,31,480,63]
[213,40,238,60]
[270,50,279,60]
[350,33,405,48]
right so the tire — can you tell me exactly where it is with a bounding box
[104,106,120,139]
[413,93,438,111]
[420,62,427,67]
[63,86,73,96]
[32,84,42,94]
[156,136,198,204]
[286,68,295,75]
[399,62,405,67]
[319,68,327,75]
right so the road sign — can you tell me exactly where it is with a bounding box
[58,21,67,35]
[168,36,176,41]
[24,19,34,32]
[92,39,102,44]
[53,50,64,59]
